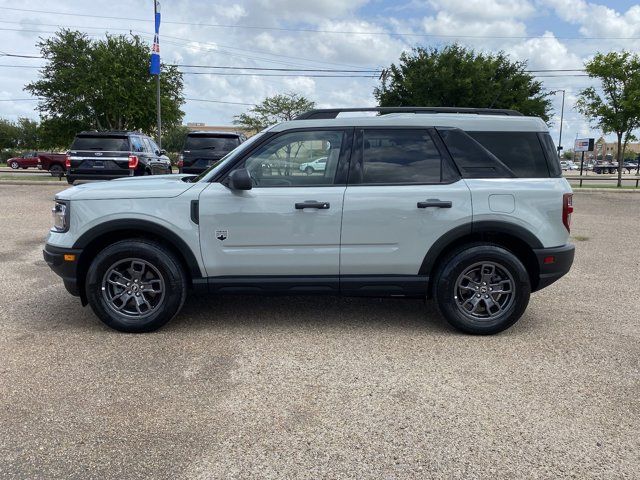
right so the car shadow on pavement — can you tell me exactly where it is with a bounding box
[170,294,455,334]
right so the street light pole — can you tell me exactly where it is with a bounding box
[551,89,566,156]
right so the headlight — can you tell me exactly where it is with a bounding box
[51,200,69,232]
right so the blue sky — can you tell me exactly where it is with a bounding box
[1,0,639,148]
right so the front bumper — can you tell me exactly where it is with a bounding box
[43,244,83,296]
[532,243,575,291]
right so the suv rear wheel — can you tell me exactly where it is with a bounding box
[433,245,530,334]
[85,239,186,332]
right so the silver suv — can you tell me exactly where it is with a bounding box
[43,107,575,334]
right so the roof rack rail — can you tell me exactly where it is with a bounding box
[295,107,523,120]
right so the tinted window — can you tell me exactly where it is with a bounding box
[185,136,241,151]
[361,129,442,184]
[439,128,514,178]
[538,133,562,177]
[239,130,345,187]
[469,131,550,178]
[142,137,153,153]
[130,136,145,153]
[71,136,129,151]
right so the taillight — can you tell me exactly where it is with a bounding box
[65,155,71,169]
[128,155,139,169]
[562,193,573,232]
[177,154,183,168]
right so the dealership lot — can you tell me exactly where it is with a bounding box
[0,185,638,478]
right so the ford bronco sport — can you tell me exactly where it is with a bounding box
[43,107,575,334]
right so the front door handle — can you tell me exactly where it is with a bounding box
[295,201,330,210]
[417,199,452,209]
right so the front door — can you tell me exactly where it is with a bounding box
[198,128,352,283]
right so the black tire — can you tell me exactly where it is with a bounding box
[304,166,314,175]
[85,239,187,333]
[10,161,19,169]
[66,176,75,185]
[433,244,531,335]
[49,165,64,177]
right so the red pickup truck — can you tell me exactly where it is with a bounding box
[37,153,68,176]
[7,152,39,169]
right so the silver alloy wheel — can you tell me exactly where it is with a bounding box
[101,258,165,319]
[10,161,19,169]
[454,261,515,320]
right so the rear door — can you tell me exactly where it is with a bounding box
[198,128,352,282]
[340,128,473,289]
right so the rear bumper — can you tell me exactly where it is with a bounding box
[533,243,575,291]
[66,170,134,181]
[43,244,83,296]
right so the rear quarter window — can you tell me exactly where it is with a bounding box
[469,131,551,178]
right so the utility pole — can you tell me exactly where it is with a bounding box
[551,89,565,156]
[153,0,162,148]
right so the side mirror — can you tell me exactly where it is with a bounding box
[157,149,167,156]
[227,168,252,190]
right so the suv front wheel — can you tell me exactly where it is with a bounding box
[85,239,186,332]
[434,245,531,335]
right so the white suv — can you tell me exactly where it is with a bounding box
[44,107,575,334]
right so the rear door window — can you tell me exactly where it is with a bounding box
[359,129,443,184]
[469,131,551,178]
[130,136,145,153]
[71,136,129,151]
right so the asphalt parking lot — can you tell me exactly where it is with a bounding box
[0,184,638,479]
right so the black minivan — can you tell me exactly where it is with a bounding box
[178,131,246,174]
[66,131,172,184]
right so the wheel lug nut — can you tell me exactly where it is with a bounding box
[484,295,489,298]
[127,291,131,294]
[476,294,481,298]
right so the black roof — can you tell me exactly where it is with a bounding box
[295,107,524,120]
[76,130,145,137]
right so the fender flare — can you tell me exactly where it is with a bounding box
[419,221,543,276]
[72,219,203,279]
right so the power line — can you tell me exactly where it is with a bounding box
[185,98,256,106]
[2,6,640,40]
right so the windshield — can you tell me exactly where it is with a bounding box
[191,132,266,182]
[184,135,240,151]
[71,136,129,151]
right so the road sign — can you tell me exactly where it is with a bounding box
[574,138,594,152]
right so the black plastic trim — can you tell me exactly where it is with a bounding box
[190,200,199,225]
[533,243,575,291]
[295,107,524,120]
[72,219,204,279]
[43,244,83,296]
[206,274,429,297]
[418,221,543,276]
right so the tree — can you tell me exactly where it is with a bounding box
[375,44,552,121]
[0,118,20,149]
[26,30,184,147]
[0,117,41,150]
[576,52,640,187]
[233,92,315,132]
[162,124,191,153]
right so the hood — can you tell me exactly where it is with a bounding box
[56,174,199,201]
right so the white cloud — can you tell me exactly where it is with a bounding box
[427,0,535,20]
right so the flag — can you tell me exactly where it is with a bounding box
[150,2,161,75]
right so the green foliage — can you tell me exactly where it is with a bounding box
[576,51,640,186]
[162,124,191,153]
[25,30,184,147]
[233,92,315,132]
[0,117,41,149]
[375,44,552,122]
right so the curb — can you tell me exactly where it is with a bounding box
[571,188,640,193]
[0,180,67,186]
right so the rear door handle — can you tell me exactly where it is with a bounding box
[295,201,330,210]
[417,199,452,209]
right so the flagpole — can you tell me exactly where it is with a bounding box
[154,0,162,148]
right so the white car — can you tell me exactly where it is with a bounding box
[44,107,574,334]
[299,157,327,174]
